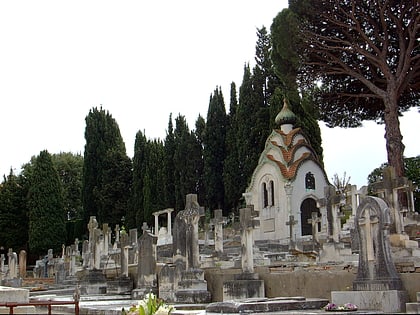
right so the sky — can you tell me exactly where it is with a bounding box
[0,0,419,189]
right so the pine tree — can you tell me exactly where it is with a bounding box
[27,150,66,256]
[204,87,227,211]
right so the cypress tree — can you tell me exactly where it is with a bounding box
[271,9,324,162]
[142,139,166,225]
[164,115,176,209]
[0,170,29,251]
[130,130,147,230]
[27,150,66,256]
[194,115,206,206]
[82,107,130,231]
[173,114,201,211]
[223,82,242,214]
[203,87,227,211]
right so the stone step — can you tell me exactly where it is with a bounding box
[406,302,420,314]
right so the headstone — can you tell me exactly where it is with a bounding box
[223,206,264,301]
[331,196,408,313]
[18,250,26,279]
[370,166,412,234]
[211,209,227,255]
[286,215,298,249]
[132,223,158,299]
[8,249,18,279]
[166,194,211,303]
[173,194,204,269]
[317,185,345,243]
[307,212,322,245]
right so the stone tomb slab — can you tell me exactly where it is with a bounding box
[331,290,408,313]
[0,286,29,303]
[206,296,329,313]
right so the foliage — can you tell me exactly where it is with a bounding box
[82,107,131,232]
[122,293,174,315]
[27,150,66,256]
[368,155,420,212]
[270,8,324,162]
[292,0,420,178]
[0,170,29,251]
[51,152,83,221]
[204,87,227,210]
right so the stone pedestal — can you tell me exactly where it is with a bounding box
[107,276,133,295]
[79,269,107,295]
[223,272,265,301]
[175,268,211,303]
[331,290,408,313]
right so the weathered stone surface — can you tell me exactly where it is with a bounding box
[332,290,408,313]
[206,297,328,313]
[0,286,29,303]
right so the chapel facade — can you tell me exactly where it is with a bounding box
[244,99,330,242]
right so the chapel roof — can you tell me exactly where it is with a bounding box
[275,98,297,126]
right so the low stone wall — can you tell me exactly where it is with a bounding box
[203,267,420,303]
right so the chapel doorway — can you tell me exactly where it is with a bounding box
[300,198,320,236]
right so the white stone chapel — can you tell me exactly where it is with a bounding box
[244,99,330,242]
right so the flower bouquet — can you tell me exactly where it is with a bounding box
[122,293,175,315]
[324,302,358,311]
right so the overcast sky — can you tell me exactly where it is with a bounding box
[0,0,418,188]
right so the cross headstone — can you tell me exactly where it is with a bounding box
[239,206,259,273]
[286,215,298,249]
[353,196,403,291]
[370,166,412,234]
[307,212,322,245]
[317,185,345,242]
[141,222,150,235]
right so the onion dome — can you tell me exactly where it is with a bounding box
[275,98,297,126]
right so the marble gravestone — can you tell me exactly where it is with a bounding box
[331,196,408,313]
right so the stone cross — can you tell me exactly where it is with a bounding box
[370,166,412,234]
[142,222,149,234]
[317,185,345,242]
[353,196,403,291]
[239,206,259,273]
[307,212,322,245]
[211,209,227,254]
[286,215,298,249]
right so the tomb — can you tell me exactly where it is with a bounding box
[331,196,409,313]
[244,99,329,248]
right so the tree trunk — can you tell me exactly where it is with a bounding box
[383,95,405,178]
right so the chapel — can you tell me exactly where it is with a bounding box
[244,99,330,242]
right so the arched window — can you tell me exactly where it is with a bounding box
[263,183,268,208]
[305,172,315,190]
[270,180,275,206]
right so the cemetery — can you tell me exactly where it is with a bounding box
[1,102,420,314]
